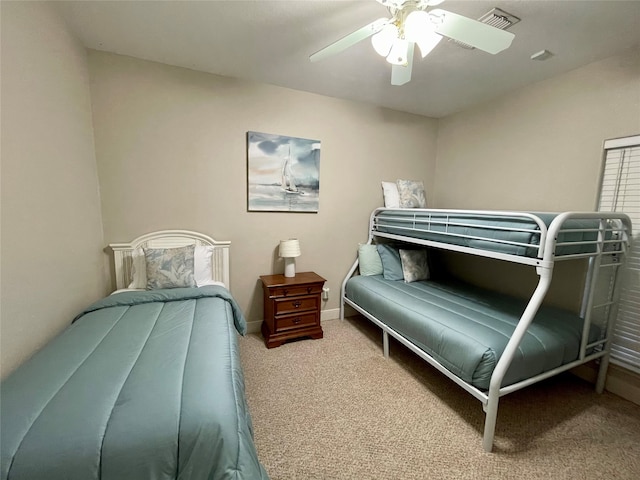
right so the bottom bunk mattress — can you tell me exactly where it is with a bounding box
[1,286,269,480]
[345,275,597,390]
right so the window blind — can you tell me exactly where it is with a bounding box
[598,135,640,374]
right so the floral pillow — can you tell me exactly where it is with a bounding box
[396,179,427,208]
[399,248,430,283]
[144,245,196,290]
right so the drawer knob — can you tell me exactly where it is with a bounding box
[307,287,312,293]
[293,317,301,325]
[292,301,302,308]
[283,289,288,296]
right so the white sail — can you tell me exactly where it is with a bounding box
[281,146,298,193]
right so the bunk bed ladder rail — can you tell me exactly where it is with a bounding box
[578,218,630,392]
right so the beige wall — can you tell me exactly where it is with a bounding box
[87,51,438,324]
[435,49,640,211]
[0,2,108,379]
[433,49,640,310]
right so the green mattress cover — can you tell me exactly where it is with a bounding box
[374,210,603,257]
[0,286,269,480]
[345,276,596,390]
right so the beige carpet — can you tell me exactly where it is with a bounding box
[239,316,640,480]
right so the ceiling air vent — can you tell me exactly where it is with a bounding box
[449,8,520,50]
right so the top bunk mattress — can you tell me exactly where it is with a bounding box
[373,209,610,258]
[345,275,599,390]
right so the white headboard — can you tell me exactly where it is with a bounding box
[109,230,230,291]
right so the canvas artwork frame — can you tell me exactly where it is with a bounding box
[247,131,321,212]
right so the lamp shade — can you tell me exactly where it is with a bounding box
[371,23,398,57]
[279,239,301,258]
[405,11,442,58]
[386,38,409,65]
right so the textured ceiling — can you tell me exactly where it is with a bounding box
[55,0,640,118]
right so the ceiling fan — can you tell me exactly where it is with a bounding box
[309,0,515,86]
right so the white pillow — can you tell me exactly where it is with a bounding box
[194,245,224,287]
[128,248,147,289]
[128,245,224,288]
[381,181,401,208]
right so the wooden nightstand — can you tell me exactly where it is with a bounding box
[260,271,325,348]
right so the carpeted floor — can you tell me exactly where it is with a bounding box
[239,316,640,480]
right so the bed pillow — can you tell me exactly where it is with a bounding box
[358,244,383,276]
[128,248,147,289]
[129,245,221,288]
[193,245,227,287]
[376,244,404,281]
[399,248,430,282]
[381,181,401,208]
[144,244,197,290]
[396,179,427,208]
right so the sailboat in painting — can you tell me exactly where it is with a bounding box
[281,145,304,195]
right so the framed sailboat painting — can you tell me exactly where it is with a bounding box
[247,131,321,212]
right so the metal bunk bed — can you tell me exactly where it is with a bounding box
[340,208,632,452]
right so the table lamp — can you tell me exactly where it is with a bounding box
[279,239,301,277]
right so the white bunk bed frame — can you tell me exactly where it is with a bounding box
[109,230,231,291]
[340,208,632,452]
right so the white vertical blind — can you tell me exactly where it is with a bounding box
[598,135,640,374]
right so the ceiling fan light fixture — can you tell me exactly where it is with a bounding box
[414,31,443,58]
[404,10,431,41]
[371,23,398,57]
[404,10,442,58]
[386,37,409,65]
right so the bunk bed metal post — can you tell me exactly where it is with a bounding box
[340,260,358,320]
[482,266,554,452]
[340,211,378,320]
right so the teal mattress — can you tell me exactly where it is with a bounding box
[1,286,269,480]
[345,275,596,390]
[374,210,602,257]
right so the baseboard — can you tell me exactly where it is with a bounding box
[246,308,341,334]
[571,362,640,406]
[321,308,340,322]
[246,320,262,334]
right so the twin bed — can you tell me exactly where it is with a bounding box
[1,231,269,480]
[342,208,632,452]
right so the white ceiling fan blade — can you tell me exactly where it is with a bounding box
[310,18,389,62]
[391,43,414,86]
[430,9,515,54]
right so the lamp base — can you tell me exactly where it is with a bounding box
[284,258,296,278]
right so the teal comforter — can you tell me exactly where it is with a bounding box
[1,286,269,480]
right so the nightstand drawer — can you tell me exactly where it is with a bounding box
[274,295,319,315]
[275,312,318,332]
[271,284,323,298]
